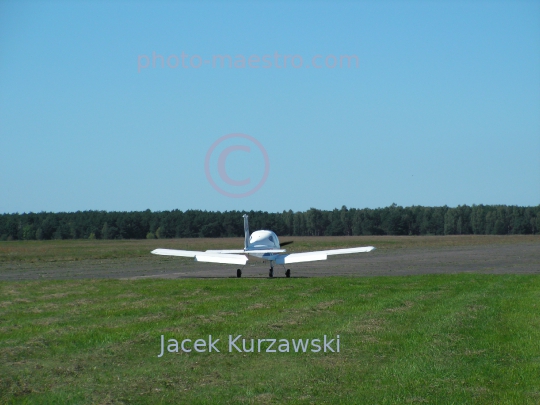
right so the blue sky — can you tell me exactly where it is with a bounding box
[1,1,539,214]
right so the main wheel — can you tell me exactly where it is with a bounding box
[237,269,242,278]
[285,269,291,278]
[269,268,274,278]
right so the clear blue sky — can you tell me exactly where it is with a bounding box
[1,1,539,214]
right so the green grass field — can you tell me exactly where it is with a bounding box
[1,235,536,263]
[1,274,539,404]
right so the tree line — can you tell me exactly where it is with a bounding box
[1,204,539,241]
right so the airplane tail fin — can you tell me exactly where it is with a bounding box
[243,214,249,250]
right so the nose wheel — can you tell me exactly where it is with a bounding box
[237,269,242,278]
[285,269,291,278]
[269,267,274,278]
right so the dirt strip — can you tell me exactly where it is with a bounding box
[0,242,538,280]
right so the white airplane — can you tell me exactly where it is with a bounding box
[151,214,375,278]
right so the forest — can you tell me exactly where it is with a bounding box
[0,204,539,241]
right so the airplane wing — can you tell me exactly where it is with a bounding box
[275,246,375,265]
[310,246,376,255]
[151,249,248,265]
[205,249,246,254]
[275,252,328,264]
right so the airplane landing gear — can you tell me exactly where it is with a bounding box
[269,267,274,278]
[237,269,242,278]
[285,269,291,278]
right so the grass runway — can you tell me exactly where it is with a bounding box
[0,235,538,280]
[1,274,540,404]
[1,236,539,403]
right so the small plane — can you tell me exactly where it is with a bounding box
[151,214,375,278]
